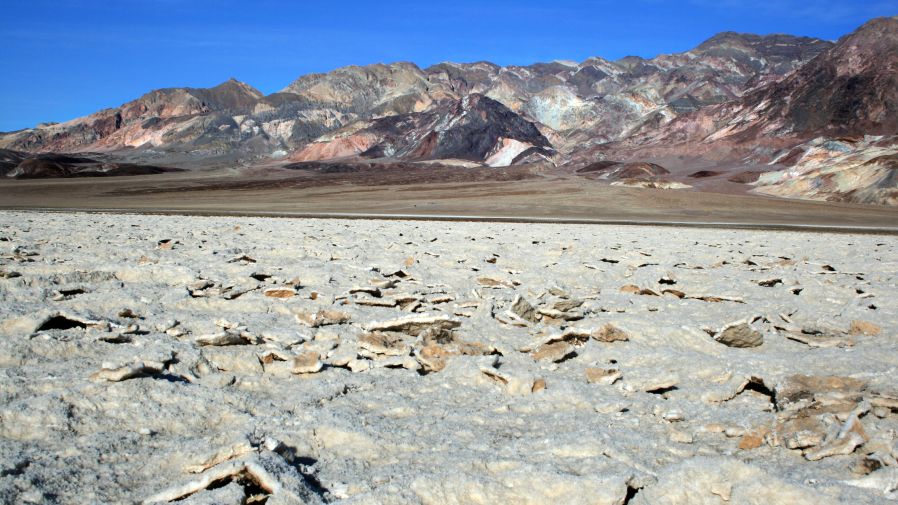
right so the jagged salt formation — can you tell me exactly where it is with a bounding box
[0,211,896,503]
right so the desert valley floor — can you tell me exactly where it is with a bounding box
[1,211,897,504]
[2,167,898,229]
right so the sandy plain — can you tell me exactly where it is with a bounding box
[1,166,897,229]
[1,210,897,504]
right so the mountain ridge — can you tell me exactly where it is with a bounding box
[0,29,834,156]
[2,18,896,205]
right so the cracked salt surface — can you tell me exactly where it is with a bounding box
[0,211,897,504]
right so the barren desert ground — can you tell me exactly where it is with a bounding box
[1,210,897,503]
[1,168,898,229]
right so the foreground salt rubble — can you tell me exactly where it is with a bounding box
[0,211,896,504]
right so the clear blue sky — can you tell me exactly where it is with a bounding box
[1,0,896,132]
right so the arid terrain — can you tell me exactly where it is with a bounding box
[1,166,898,230]
[2,9,897,505]
[1,211,897,504]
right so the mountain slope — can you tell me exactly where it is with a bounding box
[634,17,898,148]
[751,136,898,205]
[0,79,263,154]
[291,94,553,165]
[0,31,831,163]
[732,16,898,139]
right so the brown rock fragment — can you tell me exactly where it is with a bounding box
[551,299,584,312]
[416,344,450,372]
[369,278,396,289]
[776,374,867,410]
[348,359,370,373]
[364,314,461,335]
[617,284,659,296]
[531,341,575,362]
[349,286,381,297]
[803,422,866,461]
[869,389,898,411]
[738,431,766,450]
[478,277,514,288]
[358,332,409,357]
[258,350,290,365]
[264,287,296,299]
[537,307,584,321]
[592,324,629,343]
[509,295,538,322]
[295,309,350,327]
[585,367,622,385]
[715,322,763,348]
[91,361,165,382]
[849,320,881,336]
[354,297,398,307]
[228,254,256,264]
[414,328,494,372]
[292,352,323,374]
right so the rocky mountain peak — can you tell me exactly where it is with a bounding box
[210,78,263,98]
[690,31,834,76]
[193,78,264,114]
[726,15,898,138]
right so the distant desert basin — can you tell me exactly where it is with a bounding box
[1,211,897,504]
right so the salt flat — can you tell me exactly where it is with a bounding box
[1,211,897,504]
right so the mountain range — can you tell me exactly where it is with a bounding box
[1,16,896,205]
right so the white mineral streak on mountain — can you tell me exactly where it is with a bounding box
[484,137,536,167]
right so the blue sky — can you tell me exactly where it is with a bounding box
[1,0,896,132]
